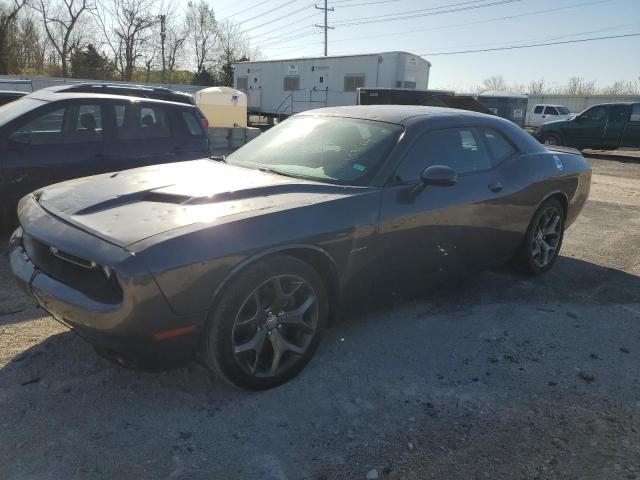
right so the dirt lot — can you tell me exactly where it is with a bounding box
[1,153,639,480]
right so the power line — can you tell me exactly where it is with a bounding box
[331,0,517,25]
[252,11,321,38]
[419,32,640,56]
[242,1,317,33]
[267,0,612,51]
[219,0,272,21]
[239,0,301,26]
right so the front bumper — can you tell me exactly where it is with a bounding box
[8,196,207,370]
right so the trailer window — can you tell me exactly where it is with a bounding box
[344,75,365,92]
[403,81,416,89]
[284,76,300,91]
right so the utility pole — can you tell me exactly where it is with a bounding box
[314,0,334,56]
[159,14,166,83]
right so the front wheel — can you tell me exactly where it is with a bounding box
[542,133,562,146]
[514,198,565,275]
[204,255,328,390]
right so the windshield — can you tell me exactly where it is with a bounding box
[0,97,46,128]
[226,116,403,185]
[557,106,571,115]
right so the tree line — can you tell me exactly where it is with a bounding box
[462,76,640,96]
[0,0,259,86]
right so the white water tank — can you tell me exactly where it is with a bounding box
[195,86,247,128]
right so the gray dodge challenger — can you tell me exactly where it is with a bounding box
[9,106,591,390]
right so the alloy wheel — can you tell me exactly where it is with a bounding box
[231,274,319,377]
[531,206,562,268]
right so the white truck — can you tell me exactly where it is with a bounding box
[526,104,573,128]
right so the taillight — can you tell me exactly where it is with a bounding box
[201,118,209,128]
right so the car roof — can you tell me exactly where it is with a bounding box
[25,87,198,108]
[296,105,496,125]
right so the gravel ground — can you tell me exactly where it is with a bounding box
[1,153,639,480]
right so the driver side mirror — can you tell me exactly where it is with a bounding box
[421,165,458,187]
[8,131,31,149]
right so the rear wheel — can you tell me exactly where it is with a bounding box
[515,198,565,275]
[204,255,328,390]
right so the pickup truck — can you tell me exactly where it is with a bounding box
[526,104,573,128]
[538,102,640,150]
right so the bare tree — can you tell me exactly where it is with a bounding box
[185,0,217,77]
[164,19,187,77]
[16,15,46,73]
[216,19,252,86]
[96,0,157,81]
[0,0,27,74]
[481,75,507,92]
[34,0,94,77]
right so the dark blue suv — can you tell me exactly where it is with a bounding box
[0,86,211,228]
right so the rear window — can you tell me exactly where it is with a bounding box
[115,103,171,140]
[181,111,205,136]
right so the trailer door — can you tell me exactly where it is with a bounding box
[312,66,329,108]
[247,69,262,112]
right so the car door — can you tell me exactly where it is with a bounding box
[602,104,631,149]
[529,105,544,127]
[106,100,177,171]
[542,106,559,125]
[620,104,640,148]
[564,105,609,149]
[1,100,106,205]
[377,125,513,280]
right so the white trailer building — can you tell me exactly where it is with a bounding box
[233,51,430,117]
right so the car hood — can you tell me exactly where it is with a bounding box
[35,159,365,248]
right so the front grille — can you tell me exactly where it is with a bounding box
[23,233,122,304]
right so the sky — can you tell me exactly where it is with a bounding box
[206,0,639,91]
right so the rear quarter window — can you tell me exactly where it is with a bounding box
[481,128,516,164]
[181,110,205,136]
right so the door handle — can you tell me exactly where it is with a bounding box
[488,182,503,193]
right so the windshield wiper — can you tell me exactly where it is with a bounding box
[257,167,300,179]
[210,155,227,163]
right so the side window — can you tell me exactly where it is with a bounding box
[580,106,607,122]
[72,104,102,142]
[609,105,631,123]
[631,104,640,121]
[181,111,205,136]
[533,106,543,114]
[395,127,492,182]
[544,106,558,115]
[481,128,516,164]
[116,104,171,139]
[344,75,365,92]
[12,108,66,145]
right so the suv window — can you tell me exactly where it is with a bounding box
[534,106,543,114]
[580,106,607,122]
[395,127,492,181]
[116,103,171,140]
[181,111,205,136]
[544,106,558,115]
[481,128,516,164]
[14,108,66,145]
[11,103,104,145]
[609,104,631,123]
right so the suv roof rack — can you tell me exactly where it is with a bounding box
[59,83,196,105]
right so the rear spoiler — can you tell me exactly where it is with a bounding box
[545,145,583,156]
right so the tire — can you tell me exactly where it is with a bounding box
[204,254,328,390]
[542,133,562,146]
[514,198,565,275]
